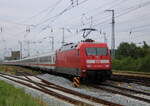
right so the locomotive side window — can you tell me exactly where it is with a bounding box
[86,48,107,56]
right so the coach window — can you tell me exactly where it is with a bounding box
[40,57,44,62]
[46,56,49,62]
[43,57,46,62]
[49,56,51,63]
[53,57,55,63]
[44,57,47,62]
[52,56,54,63]
[45,56,49,62]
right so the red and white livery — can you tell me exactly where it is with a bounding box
[5,40,112,81]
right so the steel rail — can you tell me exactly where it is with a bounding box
[93,85,150,104]
[111,75,150,87]
[0,73,91,106]
[22,73,122,106]
[0,72,122,106]
[101,83,150,96]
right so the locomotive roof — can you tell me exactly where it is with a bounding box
[59,42,108,52]
[59,43,78,51]
[79,42,107,46]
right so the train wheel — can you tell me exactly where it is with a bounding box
[73,77,80,88]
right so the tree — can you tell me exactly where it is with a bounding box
[116,42,138,59]
[143,41,149,49]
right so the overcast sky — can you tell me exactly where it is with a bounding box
[0,0,150,59]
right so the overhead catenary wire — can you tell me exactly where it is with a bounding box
[0,19,31,26]
[1,0,150,58]
[3,0,146,38]
[93,0,150,27]
[34,0,89,27]
[91,0,128,17]
[19,0,63,23]
[0,0,63,34]
[63,0,121,23]
[116,1,150,18]
[48,0,128,30]
[1,0,124,33]
[24,0,89,37]
[117,23,150,33]
[55,0,150,45]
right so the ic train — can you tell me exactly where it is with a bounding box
[5,40,112,82]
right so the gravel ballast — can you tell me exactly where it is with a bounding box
[39,74,150,106]
[0,73,149,106]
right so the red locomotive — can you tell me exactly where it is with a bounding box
[56,40,112,81]
[4,40,112,84]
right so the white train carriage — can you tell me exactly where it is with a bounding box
[5,52,56,71]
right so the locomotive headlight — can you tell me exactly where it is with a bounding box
[105,65,110,67]
[82,70,86,72]
[86,60,95,63]
[87,65,91,67]
[100,60,109,63]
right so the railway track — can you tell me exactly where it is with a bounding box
[92,83,150,104]
[111,75,150,87]
[0,72,121,106]
[102,83,150,96]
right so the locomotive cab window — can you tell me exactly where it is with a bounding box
[86,47,107,56]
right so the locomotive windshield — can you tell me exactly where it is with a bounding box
[86,47,107,56]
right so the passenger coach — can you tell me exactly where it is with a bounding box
[4,40,112,82]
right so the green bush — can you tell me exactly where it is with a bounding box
[112,57,136,71]
[138,55,150,72]
[112,59,121,70]
[112,55,150,73]
[113,42,150,73]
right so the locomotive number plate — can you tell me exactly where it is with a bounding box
[95,60,101,63]
[100,60,109,63]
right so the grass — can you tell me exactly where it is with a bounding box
[0,80,47,106]
[113,70,150,78]
[0,65,42,75]
[113,69,150,74]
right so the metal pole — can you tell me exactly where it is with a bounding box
[27,41,30,57]
[112,10,115,58]
[0,27,2,33]
[103,33,107,43]
[0,27,4,60]
[105,9,115,58]
[18,41,22,59]
[62,28,65,45]
[90,16,93,28]
[52,37,54,51]
[49,36,54,51]
[48,37,51,51]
